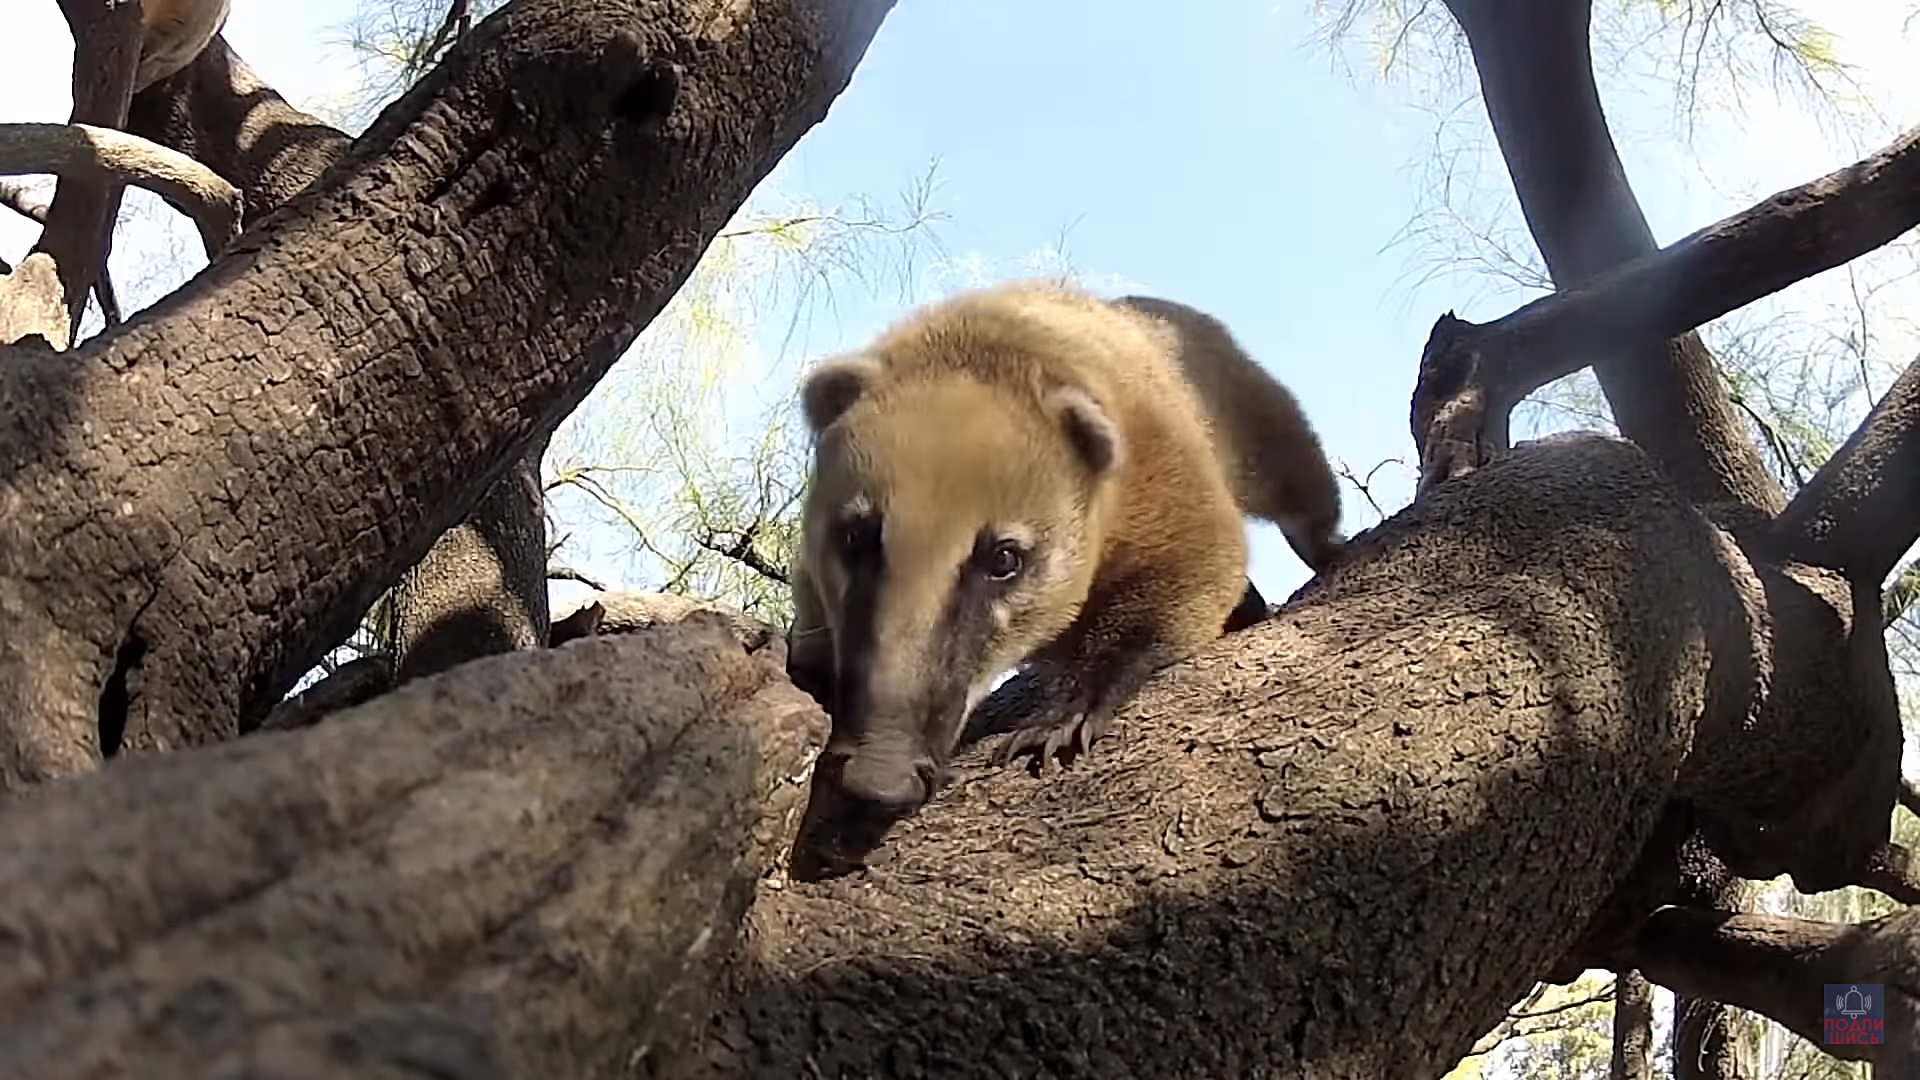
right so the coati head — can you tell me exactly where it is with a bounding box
[797,351,1125,815]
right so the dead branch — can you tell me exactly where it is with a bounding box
[1412,125,1920,493]
[696,527,791,585]
[547,565,608,591]
[0,179,124,327]
[250,653,391,733]
[0,613,824,1078]
[30,0,144,331]
[0,123,241,260]
[0,180,49,224]
[1776,356,1920,586]
[1621,906,1920,1073]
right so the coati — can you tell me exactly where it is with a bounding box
[134,0,232,92]
[787,280,1342,816]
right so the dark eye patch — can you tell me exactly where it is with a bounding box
[838,510,883,566]
[969,531,1028,584]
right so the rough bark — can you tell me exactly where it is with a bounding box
[1612,970,1654,1080]
[1624,907,1920,1074]
[129,31,558,703]
[1441,0,1784,514]
[0,0,898,794]
[1669,836,1757,1080]
[1411,127,1920,497]
[0,612,823,1079]
[390,433,554,684]
[0,437,1900,1076]
[685,434,1759,1078]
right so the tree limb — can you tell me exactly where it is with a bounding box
[548,565,608,591]
[1775,356,1920,586]
[1439,0,1783,515]
[0,180,122,326]
[0,123,241,259]
[0,613,825,1078]
[29,0,144,331]
[1622,907,1920,1073]
[0,0,898,788]
[1412,124,1920,495]
[696,527,790,585]
[250,653,391,733]
[125,35,353,231]
[689,435,1786,1075]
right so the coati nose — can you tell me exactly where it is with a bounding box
[838,752,935,813]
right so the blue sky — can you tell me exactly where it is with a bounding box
[5,1,1918,615]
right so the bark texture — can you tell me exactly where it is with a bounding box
[1612,970,1654,1080]
[0,436,1898,1077]
[1442,0,1784,514]
[682,434,1757,1078]
[390,433,554,685]
[0,0,897,793]
[131,32,560,700]
[1625,906,1920,1073]
[0,611,820,1080]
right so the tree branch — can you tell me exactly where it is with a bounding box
[30,0,144,330]
[696,526,790,585]
[0,179,123,326]
[547,565,608,591]
[0,0,899,786]
[251,653,391,733]
[1775,356,1920,586]
[0,613,824,1077]
[0,123,242,259]
[1412,125,1920,494]
[1621,907,1920,1073]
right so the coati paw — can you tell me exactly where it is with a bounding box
[993,702,1115,772]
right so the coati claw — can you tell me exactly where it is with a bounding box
[994,700,1116,772]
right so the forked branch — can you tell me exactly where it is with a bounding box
[1412,125,1920,492]
[0,123,241,260]
[1620,906,1920,1072]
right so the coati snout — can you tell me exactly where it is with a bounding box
[787,280,1344,821]
[795,374,1113,813]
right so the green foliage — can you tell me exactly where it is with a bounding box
[543,173,947,623]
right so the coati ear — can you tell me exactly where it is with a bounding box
[1046,385,1123,477]
[800,353,886,432]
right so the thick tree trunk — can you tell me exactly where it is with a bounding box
[0,435,1743,1077]
[1612,970,1654,1080]
[1441,0,1785,515]
[135,47,566,697]
[680,434,1758,1078]
[3,436,1904,1077]
[0,612,821,1079]
[0,0,897,793]
[390,433,554,684]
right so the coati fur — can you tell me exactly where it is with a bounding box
[134,0,232,92]
[788,280,1342,816]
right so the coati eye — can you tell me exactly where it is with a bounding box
[981,540,1025,581]
[839,514,882,563]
